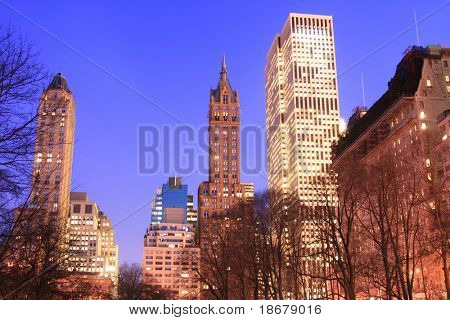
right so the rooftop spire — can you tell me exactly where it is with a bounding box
[219,54,228,83]
[221,54,226,72]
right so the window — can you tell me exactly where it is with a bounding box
[85,205,93,214]
[419,101,425,109]
[444,60,448,68]
[426,77,432,87]
[73,204,81,213]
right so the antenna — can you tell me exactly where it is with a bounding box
[361,72,366,107]
[414,10,420,46]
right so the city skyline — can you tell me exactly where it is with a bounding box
[0,0,448,266]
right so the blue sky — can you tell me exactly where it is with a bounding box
[1,0,448,264]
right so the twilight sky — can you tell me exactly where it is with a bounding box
[0,0,448,264]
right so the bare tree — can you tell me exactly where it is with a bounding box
[197,191,313,300]
[117,263,172,300]
[425,182,450,299]
[0,23,47,283]
[254,191,308,299]
[1,211,100,299]
[425,133,450,299]
[0,24,46,204]
[356,154,426,299]
[196,215,238,299]
[197,155,445,300]
[196,151,446,300]
[309,164,363,300]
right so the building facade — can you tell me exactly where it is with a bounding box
[143,185,200,299]
[433,108,450,299]
[68,192,119,284]
[31,73,76,224]
[265,13,340,198]
[434,109,449,217]
[150,177,196,226]
[332,45,450,299]
[198,57,254,227]
[98,211,120,279]
[333,46,449,165]
[265,13,341,299]
[187,195,198,228]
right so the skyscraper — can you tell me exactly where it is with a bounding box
[265,13,340,199]
[29,74,120,298]
[198,57,254,225]
[32,73,76,223]
[265,13,340,299]
[143,178,200,299]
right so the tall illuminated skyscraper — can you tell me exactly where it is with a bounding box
[32,73,76,223]
[265,13,340,199]
[265,13,340,298]
[198,57,253,227]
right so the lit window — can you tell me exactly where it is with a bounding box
[421,123,427,130]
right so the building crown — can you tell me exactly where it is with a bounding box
[47,72,71,93]
[211,55,238,103]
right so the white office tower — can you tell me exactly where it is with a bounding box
[265,13,341,299]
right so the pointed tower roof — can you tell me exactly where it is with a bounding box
[211,55,237,103]
[221,54,226,72]
[218,54,230,85]
[47,73,71,92]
